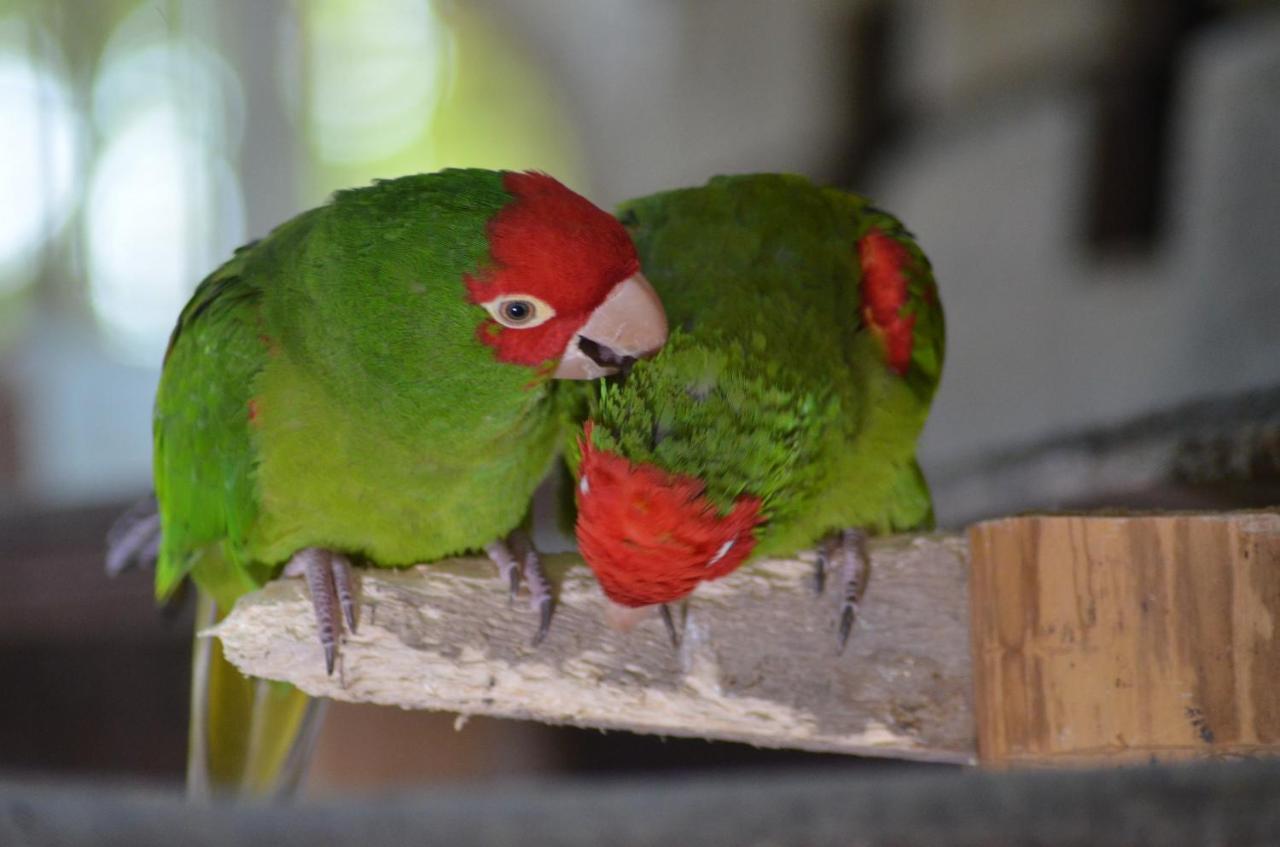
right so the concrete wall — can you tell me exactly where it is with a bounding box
[872,13,1280,519]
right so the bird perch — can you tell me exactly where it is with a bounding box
[212,510,1280,767]
[212,535,976,764]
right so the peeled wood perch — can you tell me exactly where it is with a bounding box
[214,510,1280,768]
[212,535,976,764]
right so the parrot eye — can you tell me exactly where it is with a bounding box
[483,294,556,329]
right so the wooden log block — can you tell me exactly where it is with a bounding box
[969,511,1280,765]
[212,535,975,764]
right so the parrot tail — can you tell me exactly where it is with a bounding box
[188,590,325,798]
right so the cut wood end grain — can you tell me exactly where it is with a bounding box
[212,534,976,764]
[969,510,1280,766]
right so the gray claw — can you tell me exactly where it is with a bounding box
[104,494,162,577]
[660,604,680,649]
[519,533,556,646]
[823,529,869,654]
[508,565,521,604]
[485,540,522,606]
[533,597,554,647]
[837,605,856,654]
[488,531,557,645]
[332,553,359,633]
[813,544,830,596]
[293,547,348,676]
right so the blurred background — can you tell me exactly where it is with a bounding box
[1,0,1278,791]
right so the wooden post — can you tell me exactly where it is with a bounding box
[968,511,1280,765]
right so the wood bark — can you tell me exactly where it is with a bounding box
[969,510,1280,765]
[213,534,975,764]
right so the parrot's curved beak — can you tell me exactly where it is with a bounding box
[555,272,668,380]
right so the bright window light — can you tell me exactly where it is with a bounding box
[0,21,80,292]
[299,0,447,165]
[85,13,246,366]
[85,106,245,365]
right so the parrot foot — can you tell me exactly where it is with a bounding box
[817,529,869,654]
[486,530,556,646]
[286,548,359,676]
[484,538,523,605]
[104,493,162,576]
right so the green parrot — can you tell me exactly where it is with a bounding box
[126,168,667,795]
[572,173,943,647]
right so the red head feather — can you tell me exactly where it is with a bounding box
[467,172,640,368]
[575,422,765,607]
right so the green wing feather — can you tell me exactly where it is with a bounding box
[153,216,325,796]
[154,236,274,608]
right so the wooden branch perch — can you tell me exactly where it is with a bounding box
[212,535,975,764]
[211,510,1280,767]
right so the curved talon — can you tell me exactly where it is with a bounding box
[518,533,556,645]
[508,566,521,604]
[104,493,162,576]
[331,553,358,633]
[838,604,858,654]
[813,543,831,596]
[290,547,359,676]
[487,531,557,645]
[660,604,680,649]
[485,540,522,606]
[533,596,554,647]
[823,528,869,654]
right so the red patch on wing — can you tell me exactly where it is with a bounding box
[575,422,765,607]
[858,228,917,375]
[467,172,639,368]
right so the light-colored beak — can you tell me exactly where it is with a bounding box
[554,272,668,380]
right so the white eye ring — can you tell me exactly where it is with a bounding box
[482,294,556,329]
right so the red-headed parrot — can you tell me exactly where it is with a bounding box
[121,169,667,795]
[572,173,942,647]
